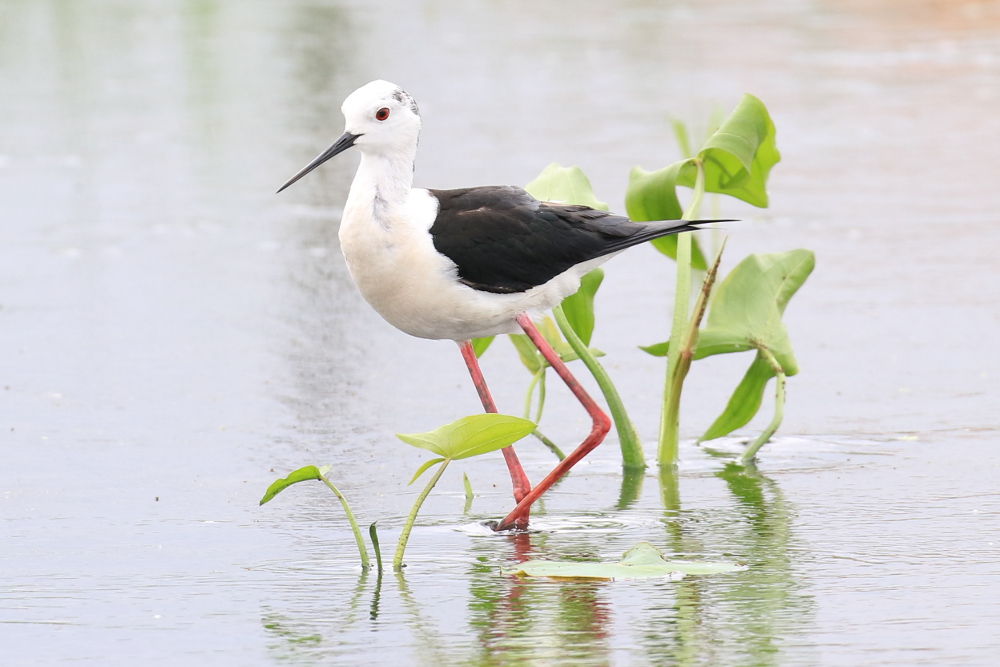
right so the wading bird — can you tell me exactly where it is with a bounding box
[278,80,718,530]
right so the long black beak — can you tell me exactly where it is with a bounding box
[277,131,359,193]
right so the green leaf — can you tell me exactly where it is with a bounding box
[259,464,331,505]
[471,336,494,357]
[369,522,383,573]
[640,329,754,359]
[508,333,543,373]
[698,249,815,374]
[625,163,708,270]
[503,542,745,580]
[679,94,780,208]
[396,414,536,460]
[510,319,604,370]
[559,268,604,346]
[639,341,669,357]
[524,163,609,211]
[700,354,775,441]
[463,473,474,502]
[408,457,446,485]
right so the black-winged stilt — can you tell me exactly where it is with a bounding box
[278,80,719,531]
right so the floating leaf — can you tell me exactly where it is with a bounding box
[525,163,609,211]
[259,465,331,505]
[503,542,745,580]
[560,268,604,346]
[397,414,536,460]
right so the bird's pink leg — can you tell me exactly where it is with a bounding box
[458,341,532,528]
[494,314,612,531]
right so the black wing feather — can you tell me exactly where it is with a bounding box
[428,186,710,294]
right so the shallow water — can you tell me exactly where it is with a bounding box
[2,0,999,664]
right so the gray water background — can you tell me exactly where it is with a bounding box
[2,0,999,664]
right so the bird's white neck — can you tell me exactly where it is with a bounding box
[347,148,416,224]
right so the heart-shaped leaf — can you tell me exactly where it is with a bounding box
[397,414,536,460]
[503,542,745,580]
[259,465,331,505]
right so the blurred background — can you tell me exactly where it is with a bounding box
[2,1,998,664]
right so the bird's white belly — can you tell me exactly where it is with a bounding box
[338,190,593,341]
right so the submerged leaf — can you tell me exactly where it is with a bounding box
[397,414,536,460]
[504,542,745,580]
[259,465,331,505]
[525,163,609,211]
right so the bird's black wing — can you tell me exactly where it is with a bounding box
[428,186,705,294]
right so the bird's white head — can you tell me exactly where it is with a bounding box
[342,79,421,155]
[277,80,421,193]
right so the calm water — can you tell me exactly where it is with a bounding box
[2,0,999,664]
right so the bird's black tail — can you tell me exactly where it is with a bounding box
[596,218,735,256]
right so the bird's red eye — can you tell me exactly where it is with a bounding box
[375,107,390,121]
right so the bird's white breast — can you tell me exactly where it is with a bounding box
[338,188,597,341]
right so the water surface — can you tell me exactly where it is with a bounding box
[2,1,998,664]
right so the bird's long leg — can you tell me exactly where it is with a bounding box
[458,341,532,528]
[494,314,612,531]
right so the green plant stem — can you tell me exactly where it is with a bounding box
[553,304,645,469]
[535,371,547,423]
[532,429,565,460]
[522,369,563,459]
[394,459,450,570]
[319,474,370,570]
[658,160,706,467]
[522,368,543,420]
[741,348,786,464]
